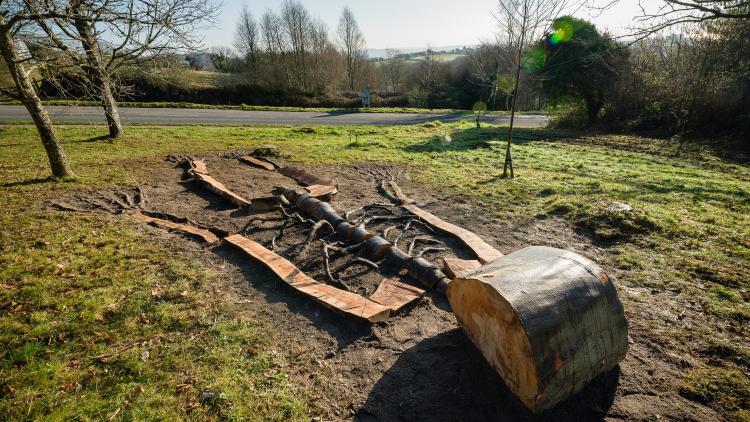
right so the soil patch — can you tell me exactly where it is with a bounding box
[55,153,721,421]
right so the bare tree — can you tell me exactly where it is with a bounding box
[308,18,338,92]
[260,9,291,86]
[589,0,750,39]
[281,0,312,89]
[234,5,259,70]
[383,48,404,93]
[0,4,74,177]
[337,6,367,91]
[26,0,216,138]
[495,0,579,178]
[209,46,235,73]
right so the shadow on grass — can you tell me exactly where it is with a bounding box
[311,111,468,125]
[1,177,54,187]
[401,127,562,154]
[356,328,620,421]
[212,243,373,349]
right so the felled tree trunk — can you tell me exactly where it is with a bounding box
[280,188,452,291]
[0,19,74,178]
[447,246,628,413]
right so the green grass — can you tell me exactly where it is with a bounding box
[1,122,749,418]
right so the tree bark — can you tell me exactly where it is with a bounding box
[72,11,123,138]
[99,78,123,138]
[502,7,528,180]
[0,20,74,178]
[447,246,628,413]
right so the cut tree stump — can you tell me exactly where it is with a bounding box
[447,246,629,413]
[442,257,482,279]
[403,204,503,264]
[224,234,391,322]
[132,211,220,244]
[239,156,276,171]
[279,166,335,187]
[369,278,425,312]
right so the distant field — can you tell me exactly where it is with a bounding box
[374,52,466,66]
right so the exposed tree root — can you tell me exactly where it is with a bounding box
[393,219,414,248]
[333,257,379,276]
[416,247,448,258]
[139,210,230,238]
[49,201,89,213]
[241,215,287,234]
[299,220,335,257]
[136,186,147,207]
[407,237,441,256]
[361,215,411,229]
[322,243,352,291]
[382,225,398,239]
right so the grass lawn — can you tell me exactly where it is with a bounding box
[1,122,748,419]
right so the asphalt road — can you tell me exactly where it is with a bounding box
[0,105,548,127]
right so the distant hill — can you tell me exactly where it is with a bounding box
[367,45,477,59]
[369,46,476,66]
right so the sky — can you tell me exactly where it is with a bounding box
[202,0,661,51]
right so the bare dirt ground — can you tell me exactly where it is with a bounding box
[61,154,722,421]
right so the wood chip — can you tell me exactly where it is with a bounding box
[224,234,391,322]
[369,278,424,312]
[443,257,482,279]
[132,211,220,244]
[239,156,276,171]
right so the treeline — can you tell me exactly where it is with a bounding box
[533,16,749,136]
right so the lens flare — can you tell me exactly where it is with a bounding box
[522,46,545,72]
[547,17,578,47]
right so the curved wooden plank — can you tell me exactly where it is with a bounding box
[369,278,424,312]
[132,211,220,244]
[404,204,503,264]
[224,234,391,322]
[239,156,276,171]
[442,257,482,279]
[305,184,338,198]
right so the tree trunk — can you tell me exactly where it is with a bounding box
[99,79,123,138]
[447,246,628,413]
[585,94,602,124]
[0,21,74,178]
[72,14,123,138]
[503,11,528,180]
